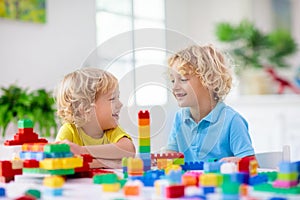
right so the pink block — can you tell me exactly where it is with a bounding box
[273,180,298,188]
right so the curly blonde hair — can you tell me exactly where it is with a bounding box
[168,44,232,102]
[55,67,118,127]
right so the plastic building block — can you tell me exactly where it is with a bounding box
[4,119,48,146]
[123,180,143,196]
[43,144,70,153]
[151,152,184,160]
[25,189,41,199]
[43,176,65,188]
[0,187,5,197]
[93,173,118,184]
[220,162,237,174]
[165,184,185,198]
[43,188,63,196]
[102,183,120,192]
[203,161,222,173]
[238,156,256,173]
[199,173,221,187]
[23,159,39,168]
[182,172,199,186]
[181,161,204,171]
[249,174,268,186]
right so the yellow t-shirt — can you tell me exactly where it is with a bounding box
[55,123,132,146]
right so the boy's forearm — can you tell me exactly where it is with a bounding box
[89,158,122,169]
[83,138,136,159]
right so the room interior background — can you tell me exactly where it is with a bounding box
[0,0,300,160]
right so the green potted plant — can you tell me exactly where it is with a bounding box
[215,19,298,94]
[0,84,58,138]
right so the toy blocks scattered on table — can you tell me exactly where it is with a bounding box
[4,119,48,146]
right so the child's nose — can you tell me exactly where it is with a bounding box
[118,100,123,109]
[172,80,180,90]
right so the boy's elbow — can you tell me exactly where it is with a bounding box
[127,141,136,157]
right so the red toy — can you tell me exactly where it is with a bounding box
[265,67,300,94]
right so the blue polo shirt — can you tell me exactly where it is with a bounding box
[166,102,255,162]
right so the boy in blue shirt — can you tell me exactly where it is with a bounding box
[166,44,255,163]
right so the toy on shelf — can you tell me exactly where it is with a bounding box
[4,119,48,146]
[265,67,300,94]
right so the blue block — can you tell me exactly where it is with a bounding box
[203,162,222,173]
[203,186,215,195]
[230,172,249,184]
[249,174,268,186]
[222,194,239,200]
[44,188,63,196]
[166,170,181,184]
[0,187,5,197]
[279,162,297,173]
[138,153,151,160]
[181,161,204,171]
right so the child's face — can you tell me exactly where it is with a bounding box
[94,87,123,130]
[169,65,209,108]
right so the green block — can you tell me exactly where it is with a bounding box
[25,189,41,199]
[48,168,74,175]
[222,182,240,194]
[138,138,150,146]
[122,157,128,167]
[277,172,298,181]
[254,183,300,194]
[44,144,70,153]
[173,158,184,165]
[118,179,127,188]
[23,168,48,174]
[18,119,33,128]
[259,171,277,181]
[139,146,150,153]
[93,173,118,184]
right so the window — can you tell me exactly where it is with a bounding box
[96,0,167,106]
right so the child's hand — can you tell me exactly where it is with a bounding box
[219,156,241,163]
[55,139,88,155]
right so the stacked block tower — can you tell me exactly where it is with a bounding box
[138,110,151,171]
[4,119,48,145]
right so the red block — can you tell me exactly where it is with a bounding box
[165,185,185,198]
[238,156,256,173]
[0,161,14,177]
[138,110,149,119]
[18,128,34,134]
[23,160,39,168]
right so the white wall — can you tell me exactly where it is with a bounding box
[0,0,97,91]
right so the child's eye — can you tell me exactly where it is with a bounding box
[181,78,188,82]
[170,79,175,84]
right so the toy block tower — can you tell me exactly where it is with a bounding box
[138,110,151,171]
[4,119,48,145]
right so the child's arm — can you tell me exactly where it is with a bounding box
[57,137,135,159]
[89,158,122,169]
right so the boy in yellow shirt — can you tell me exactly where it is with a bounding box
[55,67,136,168]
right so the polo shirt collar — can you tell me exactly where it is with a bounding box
[182,102,226,124]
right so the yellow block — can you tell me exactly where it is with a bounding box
[165,164,181,174]
[40,158,62,170]
[102,183,120,192]
[61,157,83,169]
[250,160,258,176]
[199,173,219,187]
[43,176,65,188]
[127,157,143,171]
[138,126,150,138]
